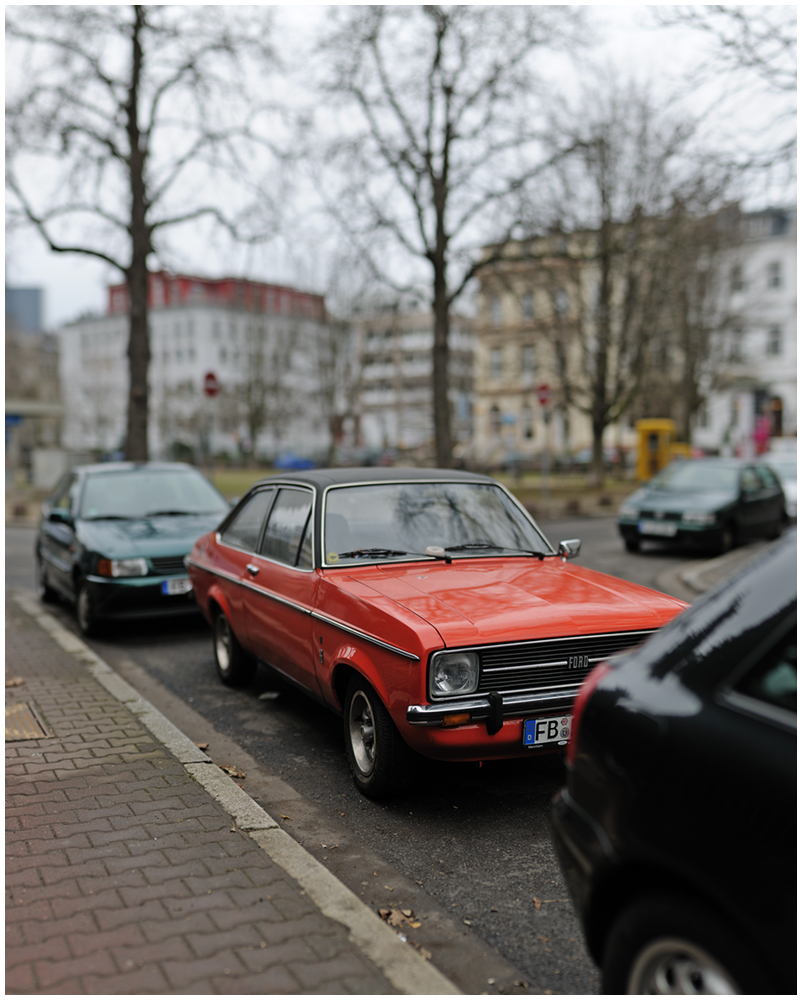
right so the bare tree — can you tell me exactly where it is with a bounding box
[538,80,730,484]
[305,5,584,467]
[6,5,276,461]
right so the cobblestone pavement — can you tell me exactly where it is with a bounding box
[5,594,456,995]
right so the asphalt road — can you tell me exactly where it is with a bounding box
[6,517,695,995]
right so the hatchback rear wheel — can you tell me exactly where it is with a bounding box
[602,894,765,995]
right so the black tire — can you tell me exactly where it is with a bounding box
[714,522,736,556]
[213,609,256,687]
[75,581,99,637]
[36,557,59,604]
[624,537,640,554]
[602,894,766,995]
[343,676,415,798]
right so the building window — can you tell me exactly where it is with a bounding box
[553,288,568,316]
[521,293,534,319]
[490,404,502,437]
[489,296,502,326]
[522,403,534,439]
[768,261,782,288]
[521,344,536,374]
[490,346,503,380]
[767,326,782,355]
[730,326,744,362]
[730,265,744,292]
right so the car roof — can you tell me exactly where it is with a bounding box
[71,461,197,475]
[247,467,499,489]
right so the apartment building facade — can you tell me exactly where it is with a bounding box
[58,272,331,461]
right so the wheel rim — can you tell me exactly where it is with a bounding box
[76,588,91,631]
[348,690,376,776]
[215,615,232,674]
[628,937,740,995]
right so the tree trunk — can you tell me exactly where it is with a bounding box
[432,273,452,468]
[124,6,150,462]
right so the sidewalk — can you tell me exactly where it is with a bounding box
[5,591,460,995]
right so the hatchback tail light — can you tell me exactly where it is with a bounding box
[567,661,612,765]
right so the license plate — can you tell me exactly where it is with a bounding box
[639,519,677,537]
[162,577,193,596]
[523,714,572,747]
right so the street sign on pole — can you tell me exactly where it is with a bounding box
[203,372,220,397]
[536,383,551,407]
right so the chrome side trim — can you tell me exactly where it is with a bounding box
[186,559,312,616]
[310,611,420,662]
[188,558,420,660]
[407,686,581,725]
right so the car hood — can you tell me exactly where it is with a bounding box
[77,513,224,559]
[332,558,687,648]
[623,487,737,514]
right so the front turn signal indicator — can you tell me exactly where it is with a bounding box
[442,712,471,727]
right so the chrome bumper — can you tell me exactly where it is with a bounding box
[406,685,580,731]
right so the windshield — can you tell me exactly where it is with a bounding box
[650,461,739,493]
[323,481,550,564]
[80,468,229,520]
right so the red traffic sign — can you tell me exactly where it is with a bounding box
[536,383,551,407]
[203,372,220,397]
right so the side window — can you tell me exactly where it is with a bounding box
[740,468,761,493]
[733,629,796,715]
[50,473,77,512]
[259,489,313,567]
[220,489,275,552]
[755,465,779,489]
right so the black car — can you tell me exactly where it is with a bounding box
[551,530,796,994]
[36,462,230,635]
[617,457,786,555]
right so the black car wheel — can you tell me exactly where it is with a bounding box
[715,522,736,556]
[343,676,415,798]
[602,894,765,995]
[624,536,640,554]
[75,582,99,637]
[213,609,256,687]
[36,557,58,604]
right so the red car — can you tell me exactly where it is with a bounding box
[187,468,687,796]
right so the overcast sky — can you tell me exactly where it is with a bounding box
[5,4,796,329]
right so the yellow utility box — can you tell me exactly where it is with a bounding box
[636,419,681,481]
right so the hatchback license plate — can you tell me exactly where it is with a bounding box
[523,714,572,747]
[162,577,192,596]
[639,519,677,537]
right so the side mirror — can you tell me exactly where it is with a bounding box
[48,508,72,525]
[558,538,581,560]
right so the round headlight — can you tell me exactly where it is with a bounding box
[430,651,480,698]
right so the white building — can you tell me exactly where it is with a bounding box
[58,273,332,462]
[354,307,475,458]
[693,207,797,455]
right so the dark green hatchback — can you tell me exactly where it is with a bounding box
[36,462,230,635]
[617,458,786,555]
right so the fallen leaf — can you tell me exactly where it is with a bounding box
[533,897,542,909]
[195,742,209,750]
[219,765,246,779]
[401,908,413,918]
[5,677,25,687]
[259,691,280,700]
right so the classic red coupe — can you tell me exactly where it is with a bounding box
[187,468,688,796]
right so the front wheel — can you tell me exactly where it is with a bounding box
[213,610,256,687]
[75,582,99,637]
[36,557,59,604]
[343,677,415,798]
[624,536,640,554]
[602,894,765,995]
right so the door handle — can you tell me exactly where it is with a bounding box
[246,563,259,576]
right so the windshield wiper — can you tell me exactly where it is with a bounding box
[82,514,133,521]
[445,542,545,559]
[144,509,196,517]
[335,547,452,564]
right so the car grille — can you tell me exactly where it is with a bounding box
[637,510,682,520]
[476,630,656,694]
[150,555,187,575]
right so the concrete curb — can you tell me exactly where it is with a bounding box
[11,591,462,997]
